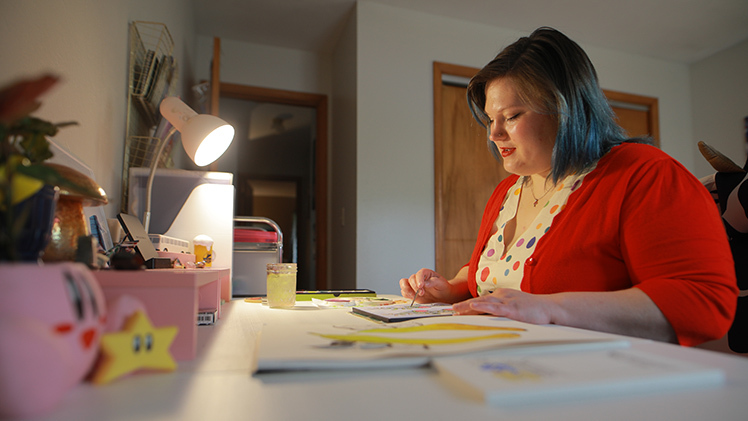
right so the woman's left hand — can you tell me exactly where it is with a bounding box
[451,288,554,325]
[452,287,678,343]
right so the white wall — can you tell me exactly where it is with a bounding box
[0,0,196,217]
[691,38,748,177]
[330,8,359,290]
[195,37,332,95]
[588,47,693,167]
[352,1,701,295]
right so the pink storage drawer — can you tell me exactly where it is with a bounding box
[234,228,278,243]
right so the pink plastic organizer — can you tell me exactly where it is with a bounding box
[93,268,229,360]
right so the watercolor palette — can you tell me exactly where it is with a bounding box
[352,303,454,322]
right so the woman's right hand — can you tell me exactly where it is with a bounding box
[399,268,466,304]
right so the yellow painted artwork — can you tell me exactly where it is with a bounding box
[313,323,526,346]
[91,311,178,385]
[254,315,629,372]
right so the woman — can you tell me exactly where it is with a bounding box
[400,27,737,346]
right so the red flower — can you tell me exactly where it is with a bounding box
[0,75,59,125]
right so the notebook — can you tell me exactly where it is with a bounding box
[433,348,724,406]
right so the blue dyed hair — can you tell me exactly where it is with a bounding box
[467,27,649,183]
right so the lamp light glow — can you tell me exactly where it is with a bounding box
[142,97,235,232]
[193,123,234,166]
[158,97,235,167]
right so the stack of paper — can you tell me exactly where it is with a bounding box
[254,315,629,372]
[433,348,724,406]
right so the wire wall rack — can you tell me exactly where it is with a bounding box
[121,21,178,213]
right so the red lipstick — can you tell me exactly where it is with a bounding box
[500,148,515,157]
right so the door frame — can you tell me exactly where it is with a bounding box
[219,82,329,290]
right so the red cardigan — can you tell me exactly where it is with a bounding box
[467,143,738,346]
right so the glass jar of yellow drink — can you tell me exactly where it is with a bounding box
[266,263,297,308]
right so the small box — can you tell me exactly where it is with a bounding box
[94,268,227,360]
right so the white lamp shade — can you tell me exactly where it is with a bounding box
[159,97,235,166]
[179,114,234,166]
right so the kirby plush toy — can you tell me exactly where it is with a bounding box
[699,141,748,353]
[0,262,106,418]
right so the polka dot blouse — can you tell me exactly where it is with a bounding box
[475,170,592,296]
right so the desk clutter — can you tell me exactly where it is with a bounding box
[6,290,747,419]
[254,313,630,372]
[250,298,728,406]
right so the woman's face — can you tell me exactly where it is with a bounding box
[484,78,557,178]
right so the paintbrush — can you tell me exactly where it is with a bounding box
[410,288,422,307]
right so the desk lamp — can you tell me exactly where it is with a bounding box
[143,96,235,232]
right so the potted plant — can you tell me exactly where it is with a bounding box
[0,74,110,418]
[0,74,100,261]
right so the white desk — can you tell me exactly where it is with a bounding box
[34,299,748,421]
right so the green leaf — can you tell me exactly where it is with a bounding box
[15,164,100,199]
[19,132,53,163]
[11,116,60,136]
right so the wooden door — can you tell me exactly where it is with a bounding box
[433,62,510,277]
[604,89,660,146]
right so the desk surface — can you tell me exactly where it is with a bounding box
[35,299,748,421]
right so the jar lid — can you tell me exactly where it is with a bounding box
[267,263,297,273]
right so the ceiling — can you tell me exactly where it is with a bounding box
[194,0,748,63]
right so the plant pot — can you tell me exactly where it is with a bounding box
[42,196,88,262]
[41,163,108,262]
[0,261,106,418]
[0,184,59,261]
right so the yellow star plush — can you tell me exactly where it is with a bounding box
[91,310,178,385]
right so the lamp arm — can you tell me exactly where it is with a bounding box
[143,126,177,233]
